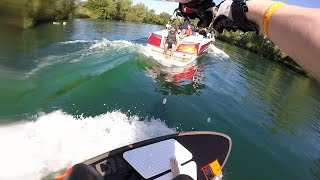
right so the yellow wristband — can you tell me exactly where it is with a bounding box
[263,2,285,37]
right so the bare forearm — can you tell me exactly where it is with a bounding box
[246,0,320,80]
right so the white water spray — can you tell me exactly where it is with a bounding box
[0,110,174,180]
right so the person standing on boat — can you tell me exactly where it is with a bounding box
[181,18,191,34]
[164,26,179,58]
[184,24,193,36]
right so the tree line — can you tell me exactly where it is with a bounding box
[75,0,171,25]
[0,0,172,28]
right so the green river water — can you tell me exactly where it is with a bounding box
[0,19,319,180]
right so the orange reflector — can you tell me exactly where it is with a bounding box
[209,160,222,176]
[55,167,72,180]
[201,159,222,180]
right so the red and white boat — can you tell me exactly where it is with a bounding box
[146,29,214,67]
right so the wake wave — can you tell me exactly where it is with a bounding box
[0,110,174,180]
[27,55,65,77]
[26,39,229,79]
[25,39,143,78]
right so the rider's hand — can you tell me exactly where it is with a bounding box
[211,0,258,33]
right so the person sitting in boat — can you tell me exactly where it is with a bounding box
[184,24,193,36]
[164,26,179,57]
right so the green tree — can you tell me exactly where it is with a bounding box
[145,9,156,24]
[116,0,132,20]
[151,12,170,25]
[85,0,117,19]
[55,0,76,20]
[171,17,183,27]
[125,3,147,23]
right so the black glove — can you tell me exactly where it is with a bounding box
[212,0,258,33]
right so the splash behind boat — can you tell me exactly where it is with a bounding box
[146,30,214,67]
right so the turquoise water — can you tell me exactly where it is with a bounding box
[0,19,319,180]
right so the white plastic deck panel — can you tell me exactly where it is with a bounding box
[123,139,195,179]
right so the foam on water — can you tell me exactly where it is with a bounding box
[59,40,93,44]
[207,44,230,58]
[89,39,139,50]
[0,110,174,180]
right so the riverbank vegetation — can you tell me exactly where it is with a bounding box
[0,0,76,29]
[0,0,171,28]
[215,30,305,74]
[75,0,171,25]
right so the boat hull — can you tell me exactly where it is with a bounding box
[146,30,214,67]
